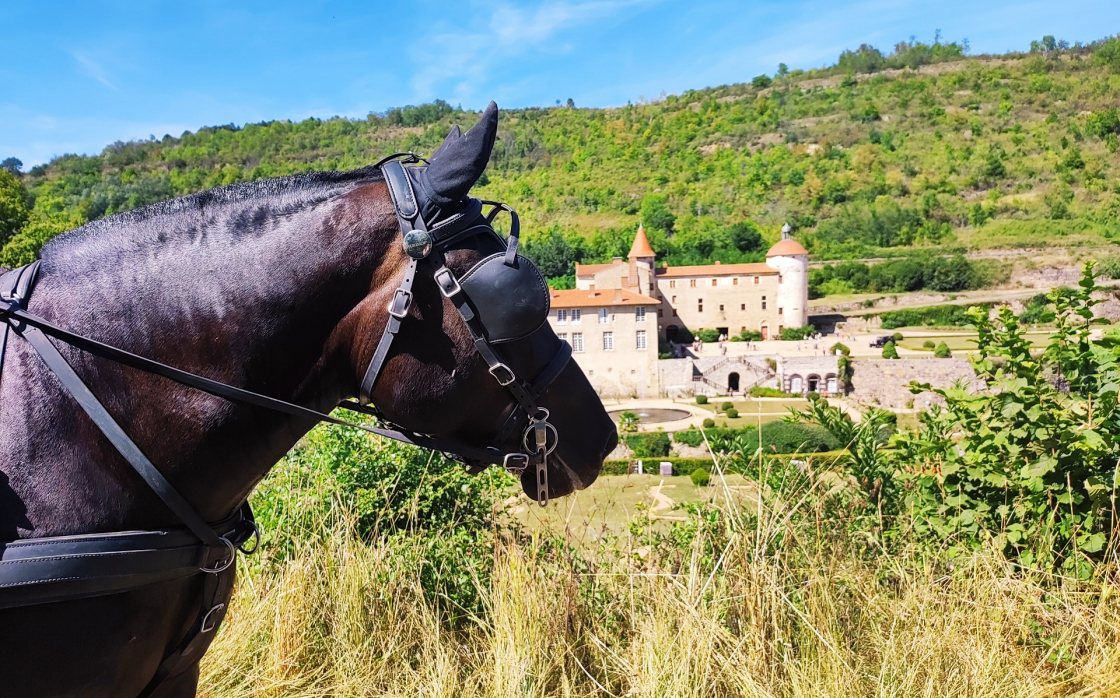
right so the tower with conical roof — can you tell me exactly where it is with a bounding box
[766,223,809,328]
[627,222,657,296]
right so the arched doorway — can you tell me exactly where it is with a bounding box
[807,375,820,393]
[666,325,680,343]
[789,375,803,394]
[760,324,769,340]
[728,372,740,392]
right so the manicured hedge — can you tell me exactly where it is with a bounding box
[601,450,850,477]
[672,422,840,453]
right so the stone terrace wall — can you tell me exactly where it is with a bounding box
[849,358,981,409]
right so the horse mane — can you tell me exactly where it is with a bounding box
[40,165,386,264]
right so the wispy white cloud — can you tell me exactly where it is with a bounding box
[408,0,659,102]
[73,53,117,90]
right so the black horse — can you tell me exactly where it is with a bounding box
[0,104,616,697]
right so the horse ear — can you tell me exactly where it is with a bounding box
[420,101,498,208]
[430,124,461,161]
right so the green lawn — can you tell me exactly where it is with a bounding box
[696,399,809,427]
[510,473,759,544]
[898,331,1050,353]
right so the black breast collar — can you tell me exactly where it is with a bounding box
[0,153,569,696]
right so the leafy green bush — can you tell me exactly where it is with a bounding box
[922,340,936,349]
[623,432,671,458]
[780,325,816,341]
[690,468,711,486]
[934,341,952,358]
[882,341,899,359]
[695,394,708,405]
[704,422,842,455]
[702,418,716,429]
[720,401,733,412]
[697,328,720,343]
[892,332,904,342]
[725,408,739,419]
[736,329,763,342]
[830,342,850,356]
[896,264,1120,575]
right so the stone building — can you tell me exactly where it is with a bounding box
[547,287,661,398]
[573,223,809,343]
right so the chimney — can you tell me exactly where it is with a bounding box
[628,258,639,289]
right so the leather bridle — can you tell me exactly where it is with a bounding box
[0,153,569,696]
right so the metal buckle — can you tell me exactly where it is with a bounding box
[201,603,227,633]
[388,289,413,319]
[200,537,236,574]
[434,268,463,298]
[489,363,516,386]
[502,452,529,474]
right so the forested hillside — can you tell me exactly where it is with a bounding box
[3,34,1120,288]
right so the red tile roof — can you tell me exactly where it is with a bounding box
[657,262,777,277]
[549,287,660,309]
[628,223,656,258]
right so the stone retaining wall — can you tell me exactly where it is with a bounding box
[849,358,981,409]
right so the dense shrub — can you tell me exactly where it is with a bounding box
[830,342,850,356]
[882,341,899,359]
[697,328,720,343]
[623,431,672,458]
[780,325,816,341]
[892,332,904,342]
[934,341,952,358]
[725,408,739,419]
[750,386,793,397]
[690,468,711,486]
[720,401,733,412]
[695,394,708,405]
[702,418,716,429]
[922,340,936,349]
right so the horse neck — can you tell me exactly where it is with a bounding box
[29,182,398,525]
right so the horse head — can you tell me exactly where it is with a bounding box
[336,102,615,501]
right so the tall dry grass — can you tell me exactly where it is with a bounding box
[199,479,1120,698]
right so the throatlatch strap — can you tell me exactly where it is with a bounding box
[12,323,225,549]
[359,257,419,405]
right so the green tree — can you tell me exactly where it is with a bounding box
[0,157,22,174]
[882,341,899,359]
[728,221,762,252]
[934,341,952,358]
[0,169,30,248]
[640,194,675,234]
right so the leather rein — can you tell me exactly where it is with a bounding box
[0,154,568,695]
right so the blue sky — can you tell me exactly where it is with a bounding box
[1,1,1117,166]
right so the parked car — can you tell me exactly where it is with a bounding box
[869,335,894,348]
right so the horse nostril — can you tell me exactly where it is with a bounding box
[601,429,618,461]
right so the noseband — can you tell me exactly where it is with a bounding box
[352,154,570,506]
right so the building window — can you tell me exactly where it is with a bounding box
[669,280,677,288]
[636,306,646,322]
[636,330,647,350]
[740,303,746,310]
[602,332,614,351]
[719,304,725,311]
[754,276,759,285]
[658,309,663,317]
[761,296,767,310]
[598,308,609,324]
[671,295,677,303]
[571,309,582,324]
[556,309,568,325]
[571,332,584,352]
[690,279,697,288]
[779,307,784,315]
[557,332,568,343]
[733,278,739,286]
[698,299,704,313]
[711,279,718,287]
